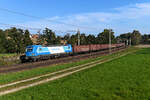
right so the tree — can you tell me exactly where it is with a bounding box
[119,33,131,40]
[69,34,78,46]
[14,28,25,53]
[43,28,58,45]
[63,33,71,43]
[87,34,96,44]
[5,27,25,53]
[5,39,16,53]
[141,34,150,44]
[131,30,142,45]
[97,29,116,44]
[80,33,87,45]
[37,34,46,45]
[117,32,132,44]
[0,29,6,53]
[23,30,33,46]
[55,36,61,44]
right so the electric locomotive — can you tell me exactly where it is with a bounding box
[20,44,72,62]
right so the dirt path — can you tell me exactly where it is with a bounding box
[135,45,150,48]
[0,51,133,96]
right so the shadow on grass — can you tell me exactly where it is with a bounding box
[135,48,150,55]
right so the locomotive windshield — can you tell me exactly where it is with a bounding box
[26,48,33,52]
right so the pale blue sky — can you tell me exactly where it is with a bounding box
[0,0,150,35]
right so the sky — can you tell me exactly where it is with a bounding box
[0,0,150,36]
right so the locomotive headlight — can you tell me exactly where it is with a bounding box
[32,53,35,56]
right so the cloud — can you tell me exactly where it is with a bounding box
[115,2,150,19]
[19,2,150,35]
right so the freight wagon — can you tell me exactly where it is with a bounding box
[73,43,125,53]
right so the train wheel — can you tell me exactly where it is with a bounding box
[32,58,37,62]
[21,60,26,63]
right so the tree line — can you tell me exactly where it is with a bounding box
[117,30,150,45]
[38,28,117,45]
[0,28,32,53]
[0,27,148,53]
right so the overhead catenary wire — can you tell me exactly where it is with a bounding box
[0,22,42,31]
[0,22,78,34]
[0,7,99,30]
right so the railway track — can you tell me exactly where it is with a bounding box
[0,47,126,74]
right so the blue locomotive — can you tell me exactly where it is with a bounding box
[20,44,73,62]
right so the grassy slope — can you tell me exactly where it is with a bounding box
[0,57,102,85]
[1,48,149,100]
[0,54,19,66]
[0,48,135,85]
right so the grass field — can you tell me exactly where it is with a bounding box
[0,54,17,57]
[1,47,148,100]
[0,47,136,85]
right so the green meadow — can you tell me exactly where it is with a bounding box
[1,47,149,100]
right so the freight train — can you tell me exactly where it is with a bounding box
[20,43,125,62]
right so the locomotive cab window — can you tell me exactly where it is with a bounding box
[39,48,42,51]
[26,48,33,52]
